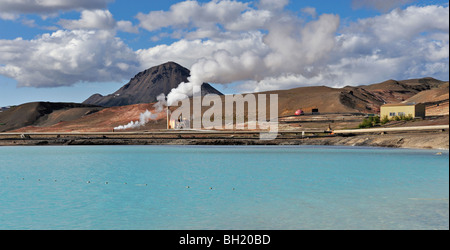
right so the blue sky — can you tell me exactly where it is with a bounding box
[0,0,448,107]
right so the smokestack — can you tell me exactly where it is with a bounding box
[167,106,170,130]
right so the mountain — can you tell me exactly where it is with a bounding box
[0,102,102,132]
[406,81,449,104]
[258,77,448,116]
[11,103,167,133]
[2,75,447,133]
[83,61,223,107]
[406,81,449,116]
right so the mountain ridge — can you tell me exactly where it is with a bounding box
[83,61,223,107]
[0,102,103,132]
[1,61,448,132]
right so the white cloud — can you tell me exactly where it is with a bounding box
[0,0,115,22]
[238,73,330,93]
[136,0,249,32]
[330,5,449,86]
[352,0,416,12]
[137,31,269,70]
[117,20,139,34]
[257,0,289,11]
[0,29,139,87]
[301,7,317,18]
[136,0,345,104]
[225,9,273,31]
[165,11,341,104]
[0,0,447,97]
[352,5,449,43]
[144,2,447,99]
[0,0,113,14]
[0,12,18,20]
[242,4,449,91]
[59,9,116,30]
[263,13,340,72]
[58,9,139,34]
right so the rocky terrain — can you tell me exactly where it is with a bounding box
[83,61,223,107]
[0,62,448,135]
[0,102,103,132]
[0,130,447,150]
[10,103,167,133]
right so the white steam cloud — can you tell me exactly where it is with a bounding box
[114,94,167,130]
[166,13,340,105]
[114,109,156,130]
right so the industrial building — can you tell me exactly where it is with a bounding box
[380,103,426,119]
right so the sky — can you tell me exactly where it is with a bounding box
[0,0,448,106]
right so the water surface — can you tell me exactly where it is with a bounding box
[0,145,448,230]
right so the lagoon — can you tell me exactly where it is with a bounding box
[0,145,448,230]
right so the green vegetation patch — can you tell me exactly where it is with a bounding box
[359,116,380,128]
[359,114,415,128]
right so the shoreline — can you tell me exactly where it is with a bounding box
[0,130,448,150]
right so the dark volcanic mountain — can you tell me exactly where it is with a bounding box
[83,61,223,107]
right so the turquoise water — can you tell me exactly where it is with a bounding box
[0,145,448,230]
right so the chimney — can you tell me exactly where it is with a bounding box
[167,107,170,130]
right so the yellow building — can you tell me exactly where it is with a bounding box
[380,103,426,119]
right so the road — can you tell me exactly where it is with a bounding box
[0,125,448,139]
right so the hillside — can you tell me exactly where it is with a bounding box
[0,102,103,132]
[406,81,449,104]
[407,82,449,116]
[12,103,166,133]
[258,77,447,116]
[262,86,359,116]
[1,59,447,133]
[9,78,447,133]
[83,61,223,107]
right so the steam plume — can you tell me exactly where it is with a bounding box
[114,93,167,130]
[166,13,340,105]
[114,110,157,130]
